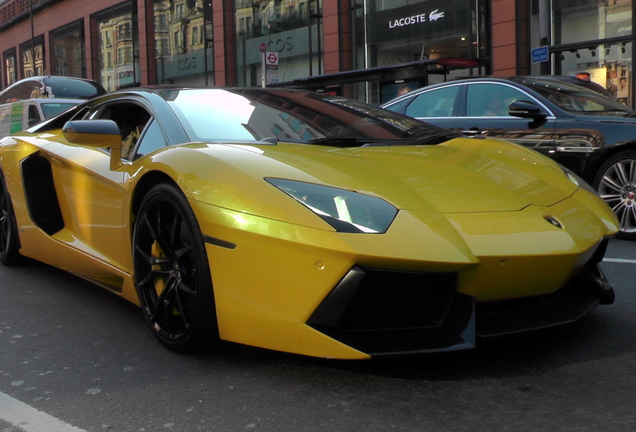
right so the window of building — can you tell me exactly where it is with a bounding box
[153,0,214,85]
[191,26,199,47]
[51,21,85,78]
[552,0,631,46]
[235,0,324,87]
[531,0,633,107]
[94,3,139,91]
[20,37,45,78]
[4,49,17,87]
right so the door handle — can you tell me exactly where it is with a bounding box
[460,128,484,136]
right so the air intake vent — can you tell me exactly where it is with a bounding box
[308,267,475,355]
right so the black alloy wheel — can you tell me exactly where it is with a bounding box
[595,151,636,240]
[0,174,22,266]
[133,183,219,353]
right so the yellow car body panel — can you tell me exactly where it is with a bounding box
[0,89,619,358]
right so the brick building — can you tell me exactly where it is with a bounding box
[0,0,633,105]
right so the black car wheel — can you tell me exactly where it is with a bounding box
[133,183,219,353]
[0,174,22,266]
[595,151,636,240]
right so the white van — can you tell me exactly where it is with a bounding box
[0,76,106,136]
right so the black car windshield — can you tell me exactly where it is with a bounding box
[164,88,451,145]
[513,77,633,115]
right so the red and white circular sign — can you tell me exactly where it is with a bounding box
[266,52,279,66]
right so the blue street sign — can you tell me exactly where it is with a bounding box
[532,46,549,63]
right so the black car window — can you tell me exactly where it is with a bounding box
[134,119,167,159]
[88,101,153,159]
[512,77,631,114]
[27,104,41,125]
[405,86,459,118]
[0,80,42,102]
[466,83,530,117]
[41,77,106,99]
[40,102,77,119]
[383,98,410,113]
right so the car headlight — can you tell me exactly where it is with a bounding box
[266,178,398,233]
[561,165,599,196]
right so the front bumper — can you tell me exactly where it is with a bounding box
[307,239,614,357]
[193,189,617,359]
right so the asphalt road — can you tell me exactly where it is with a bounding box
[0,239,634,432]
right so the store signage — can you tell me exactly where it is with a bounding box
[438,58,480,67]
[388,9,445,29]
[246,26,314,64]
[531,46,549,63]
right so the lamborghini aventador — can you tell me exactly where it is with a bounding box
[0,87,619,359]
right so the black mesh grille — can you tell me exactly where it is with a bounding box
[338,268,458,330]
[307,267,474,355]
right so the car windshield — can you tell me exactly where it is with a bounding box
[40,102,77,119]
[164,88,452,145]
[512,77,633,115]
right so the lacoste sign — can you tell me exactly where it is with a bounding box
[388,9,445,29]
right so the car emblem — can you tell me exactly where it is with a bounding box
[544,216,563,229]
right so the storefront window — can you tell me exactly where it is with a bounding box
[351,0,488,103]
[51,21,85,78]
[531,0,633,107]
[3,49,17,87]
[153,0,214,86]
[556,42,632,106]
[235,0,324,87]
[95,4,140,91]
[553,0,631,45]
[354,0,487,70]
[20,37,44,77]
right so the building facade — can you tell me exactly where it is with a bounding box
[0,0,634,106]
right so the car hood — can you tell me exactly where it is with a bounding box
[166,136,578,217]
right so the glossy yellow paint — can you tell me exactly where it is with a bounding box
[0,128,619,358]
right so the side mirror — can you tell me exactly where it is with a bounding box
[508,100,547,120]
[63,120,123,170]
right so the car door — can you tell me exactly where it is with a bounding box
[400,84,461,132]
[42,100,153,274]
[455,82,557,157]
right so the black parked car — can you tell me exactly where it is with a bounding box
[382,76,636,239]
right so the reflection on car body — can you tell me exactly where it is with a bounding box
[0,87,619,359]
[383,75,636,239]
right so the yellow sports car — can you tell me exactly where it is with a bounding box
[0,87,618,359]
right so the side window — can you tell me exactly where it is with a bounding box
[27,104,41,126]
[383,98,410,113]
[466,84,529,117]
[134,119,167,158]
[2,80,42,102]
[89,102,153,159]
[405,86,460,118]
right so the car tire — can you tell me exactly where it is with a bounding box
[594,150,636,240]
[0,173,23,266]
[133,182,220,353]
